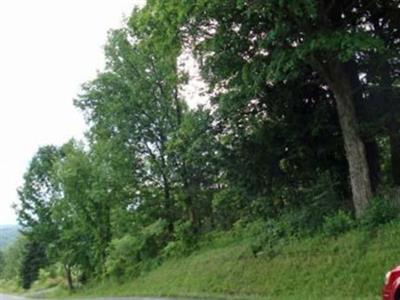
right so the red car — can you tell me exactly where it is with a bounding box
[383,266,400,300]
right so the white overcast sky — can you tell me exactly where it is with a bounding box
[0,0,146,225]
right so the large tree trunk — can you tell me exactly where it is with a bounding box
[344,61,381,192]
[334,90,372,217]
[314,59,373,217]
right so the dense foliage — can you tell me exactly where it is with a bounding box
[3,0,399,291]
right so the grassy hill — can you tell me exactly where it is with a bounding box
[0,225,19,250]
[46,221,400,300]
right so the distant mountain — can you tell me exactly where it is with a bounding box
[0,225,19,250]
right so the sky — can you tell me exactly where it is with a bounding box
[0,0,146,225]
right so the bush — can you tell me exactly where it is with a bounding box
[323,210,355,237]
[299,171,342,232]
[162,240,184,259]
[360,197,399,229]
[162,220,203,258]
[212,188,246,230]
[30,268,64,290]
[241,219,269,257]
[105,219,167,279]
[105,235,142,279]
[241,219,291,258]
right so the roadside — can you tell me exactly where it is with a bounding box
[4,219,396,300]
[29,223,394,300]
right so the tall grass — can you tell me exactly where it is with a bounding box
[47,221,400,300]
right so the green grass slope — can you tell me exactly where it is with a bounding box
[0,225,19,250]
[59,221,400,300]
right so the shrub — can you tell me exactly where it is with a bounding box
[212,188,246,230]
[105,235,142,279]
[243,219,290,258]
[105,219,168,279]
[299,171,342,232]
[162,221,196,258]
[360,197,399,229]
[244,220,269,257]
[323,210,355,237]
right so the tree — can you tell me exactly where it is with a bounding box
[144,0,392,217]
[53,141,112,279]
[168,108,221,233]
[15,145,64,286]
[16,145,63,242]
[76,24,185,235]
[358,0,400,186]
[20,240,47,289]
[0,237,27,281]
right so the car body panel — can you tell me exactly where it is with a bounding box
[383,266,400,300]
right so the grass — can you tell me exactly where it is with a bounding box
[40,221,400,300]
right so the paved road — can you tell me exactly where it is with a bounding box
[0,295,26,300]
[1,296,179,300]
